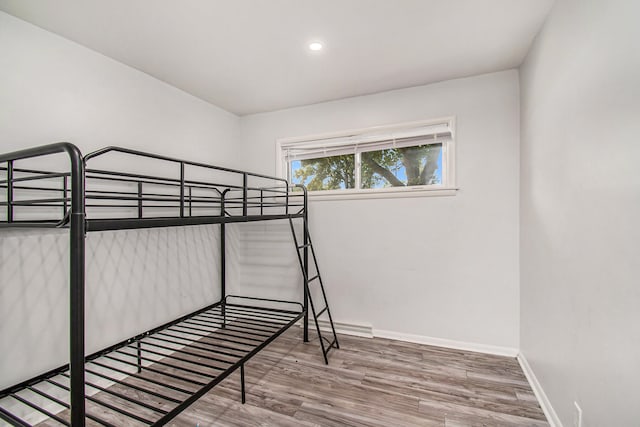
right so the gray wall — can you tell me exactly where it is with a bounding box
[0,11,239,389]
[520,0,640,425]
[239,70,521,351]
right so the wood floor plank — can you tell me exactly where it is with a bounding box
[170,329,547,426]
[31,329,547,426]
[420,399,548,426]
[170,395,319,427]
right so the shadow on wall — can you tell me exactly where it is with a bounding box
[0,224,220,390]
[0,228,68,390]
[226,220,303,305]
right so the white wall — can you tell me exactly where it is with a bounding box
[0,12,239,389]
[238,70,521,350]
[520,0,640,425]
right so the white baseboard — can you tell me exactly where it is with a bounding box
[299,319,373,338]
[299,319,518,357]
[517,352,562,427]
[374,329,519,357]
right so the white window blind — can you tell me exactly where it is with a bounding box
[281,121,453,162]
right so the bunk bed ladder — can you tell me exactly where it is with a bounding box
[288,218,339,364]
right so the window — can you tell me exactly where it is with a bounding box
[277,118,455,198]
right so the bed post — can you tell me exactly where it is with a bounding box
[220,189,229,328]
[6,160,13,222]
[68,144,86,427]
[302,189,309,343]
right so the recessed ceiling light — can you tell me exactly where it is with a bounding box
[309,42,323,51]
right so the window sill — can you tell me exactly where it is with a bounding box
[305,186,458,201]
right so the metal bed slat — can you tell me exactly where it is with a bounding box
[82,368,182,404]
[193,313,283,333]
[0,406,31,427]
[153,331,246,357]
[169,324,263,344]
[121,345,229,372]
[165,325,255,348]
[87,362,194,395]
[59,373,169,415]
[182,319,273,338]
[46,378,154,426]
[102,354,207,387]
[39,381,118,427]
[8,394,69,426]
[111,351,212,382]
[139,340,237,366]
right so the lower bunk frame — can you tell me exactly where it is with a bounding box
[0,296,304,426]
[0,143,316,426]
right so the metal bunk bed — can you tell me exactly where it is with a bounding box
[0,143,339,426]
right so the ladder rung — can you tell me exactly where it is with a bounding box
[297,243,311,249]
[307,275,319,283]
[316,306,328,317]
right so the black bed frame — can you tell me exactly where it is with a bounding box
[0,143,335,426]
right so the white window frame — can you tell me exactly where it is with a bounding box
[276,117,457,200]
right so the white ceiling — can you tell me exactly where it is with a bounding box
[0,0,554,116]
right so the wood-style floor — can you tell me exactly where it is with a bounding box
[166,330,548,427]
[32,328,547,427]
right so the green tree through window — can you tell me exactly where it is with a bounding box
[292,143,442,190]
[294,154,355,190]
